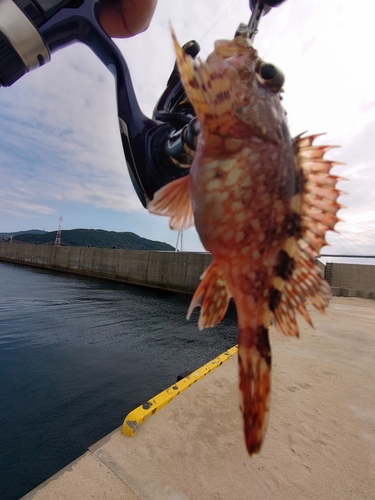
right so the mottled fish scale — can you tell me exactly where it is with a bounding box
[148,27,342,455]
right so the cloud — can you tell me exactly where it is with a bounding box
[0,0,374,255]
[0,44,142,221]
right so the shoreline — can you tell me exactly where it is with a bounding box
[22,297,375,500]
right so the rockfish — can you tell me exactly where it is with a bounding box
[148,28,342,455]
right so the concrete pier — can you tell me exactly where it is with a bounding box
[0,244,212,294]
[0,243,374,297]
[22,297,375,500]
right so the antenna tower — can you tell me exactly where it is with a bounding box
[54,216,63,246]
[175,230,183,252]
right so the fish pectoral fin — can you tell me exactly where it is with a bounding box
[171,26,235,136]
[147,176,194,231]
[187,261,231,330]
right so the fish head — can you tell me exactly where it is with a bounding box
[206,33,287,144]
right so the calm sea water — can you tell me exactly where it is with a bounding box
[0,261,238,500]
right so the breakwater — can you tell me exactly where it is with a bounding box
[0,243,212,294]
[324,262,375,298]
[0,243,374,297]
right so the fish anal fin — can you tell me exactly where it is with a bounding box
[271,242,331,336]
[269,222,333,335]
[273,302,300,337]
[187,261,231,330]
[268,279,300,337]
[170,25,235,136]
[238,325,271,455]
[147,176,194,231]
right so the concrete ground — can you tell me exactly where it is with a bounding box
[23,297,375,500]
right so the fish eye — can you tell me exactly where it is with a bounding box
[260,63,278,80]
[258,62,285,92]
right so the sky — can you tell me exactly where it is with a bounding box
[0,0,374,257]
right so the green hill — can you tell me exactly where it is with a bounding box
[12,229,174,251]
[0,229,47,240]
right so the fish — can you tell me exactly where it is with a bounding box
[148,27,342,455]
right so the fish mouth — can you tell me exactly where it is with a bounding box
[209,36,257,62]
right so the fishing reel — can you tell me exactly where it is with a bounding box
[0,0,286,207]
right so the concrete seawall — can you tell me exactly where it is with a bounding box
[0,243,212,294]
[0,243,374,297]
[324,261,375,298]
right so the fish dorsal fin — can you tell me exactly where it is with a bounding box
[271,134,342,336]
[187,261,232,330]
[171,26,235,137]
[147,176,194,231]
[295,133,343,257]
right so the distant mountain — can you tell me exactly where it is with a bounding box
[9,229,174,251]
[0,229,47,240]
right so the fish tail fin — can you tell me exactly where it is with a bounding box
[238,322,271,455]
[187,261,232,330]
[170,25,235,136]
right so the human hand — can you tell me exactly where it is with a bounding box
[100,0,158,38]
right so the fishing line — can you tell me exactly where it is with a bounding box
[326,217,375,242]
[325,234,373,255]
[328,225,375,254]
[342,219,375,231]
[334,233,374,252]
[339,224,375,243]
[338,233,375,252]
[336,220,375,237]
[198,0,238,44]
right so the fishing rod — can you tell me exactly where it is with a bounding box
[0,0,286,207]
